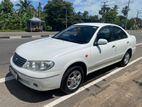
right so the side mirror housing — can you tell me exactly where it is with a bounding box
[96,39,108,45]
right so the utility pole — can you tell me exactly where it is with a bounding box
[102,1,108,8]
[125,0,131,29]
[137,10,142,18]
[101,1,108,22]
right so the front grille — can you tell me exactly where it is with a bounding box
[13,53,27,67]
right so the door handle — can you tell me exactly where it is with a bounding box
[112,45,116,48]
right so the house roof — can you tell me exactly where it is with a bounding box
[29,17,44,22]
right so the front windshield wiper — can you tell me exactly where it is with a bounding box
[75,39,86,44]
[53,37,86,44]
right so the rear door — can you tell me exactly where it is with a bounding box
[110,26,129,60]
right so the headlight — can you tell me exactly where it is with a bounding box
[23,61,54,71]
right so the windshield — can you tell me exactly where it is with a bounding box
[52,25,98,44]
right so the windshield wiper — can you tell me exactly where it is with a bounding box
[75,39,86,44]
[53,37,86,44]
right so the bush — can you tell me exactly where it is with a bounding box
[45,25,52,31]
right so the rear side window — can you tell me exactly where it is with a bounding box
[110,26,128,41]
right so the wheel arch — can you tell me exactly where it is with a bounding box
[126,48,132,58]
[60,61,88,93]
[65,61,87,77]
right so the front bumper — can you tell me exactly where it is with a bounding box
[10,59,63,91]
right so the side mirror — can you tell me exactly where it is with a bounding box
[97,39,108,45]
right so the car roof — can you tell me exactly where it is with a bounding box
[75,23,118,28]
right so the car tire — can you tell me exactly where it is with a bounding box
[119,51,131,67]
[60,66,84,94]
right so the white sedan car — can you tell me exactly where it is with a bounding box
[10,23,136,94]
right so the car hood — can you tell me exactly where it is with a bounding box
[16,37,83,60]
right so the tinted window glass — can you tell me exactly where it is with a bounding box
[96,26,111,42]
[53,25,98,44]
[110,26,128,41]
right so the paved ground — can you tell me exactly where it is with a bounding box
[0,31,141,107]
[72,60,142,107]
[130,32,142,44]
[0,39,36,78]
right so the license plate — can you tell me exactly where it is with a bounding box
[9,66,18,80]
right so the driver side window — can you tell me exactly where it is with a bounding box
[96,26,111,42]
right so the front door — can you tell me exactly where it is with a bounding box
[88,26,116,73]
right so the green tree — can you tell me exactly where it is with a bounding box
[37,2,42,18]
[105,5,120,24]
[122,6,129,17]
[16,0,35,30]
[1,0,13,14]
[0,0,14,30]
[135,18,142,29]
[127,18,136,30]
[99,5,120,24]
[89,15,99,22]
[16,0,33,14]
[113,5,118,11]
[0,4,2,11]
[122,6,130,29]
[118,15,126,28]
[99,4,110,22]
[82,11,89,22]
[70,12,83,24]
[44,0,74,31]
[0,0,141,31]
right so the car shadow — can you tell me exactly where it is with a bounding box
[5,63,119,103]
[5,72,65,103]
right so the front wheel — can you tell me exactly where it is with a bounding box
[60,66,84,94]
[119,51,131,67]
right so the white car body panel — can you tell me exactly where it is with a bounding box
[89,42,116,74]
[10,23,136,91]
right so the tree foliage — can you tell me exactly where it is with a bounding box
[99,4,110,22]
[0,0,141,31]
[0,0,14,30]
[1,0,13,14]
[37,2,42,18]
[105,5,120,24]
[44,0,74,31]
[122,6,129,17]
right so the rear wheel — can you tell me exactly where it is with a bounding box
[119,51,131,67]
[60,66,84,94]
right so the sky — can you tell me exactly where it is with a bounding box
[0,0,142,18]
